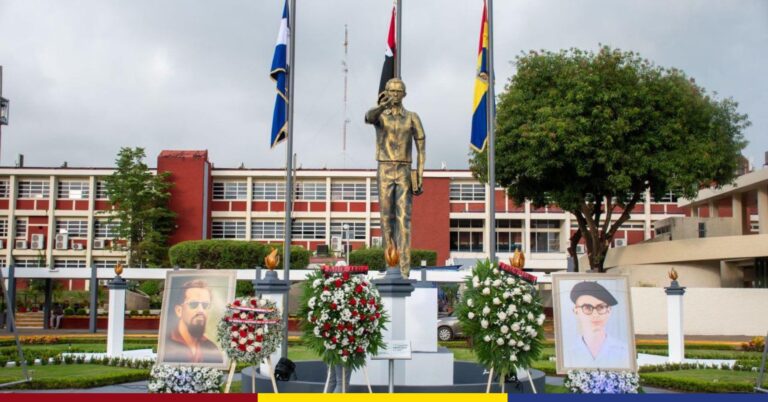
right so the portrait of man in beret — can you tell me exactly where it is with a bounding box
[552,274,636,373]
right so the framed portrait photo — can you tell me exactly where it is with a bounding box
[552,273,636,374]
[156,270,237,369]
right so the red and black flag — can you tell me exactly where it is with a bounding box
[378,4,396,103]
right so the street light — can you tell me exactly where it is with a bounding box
[342,223,350,265]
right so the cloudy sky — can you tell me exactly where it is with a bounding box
[0,0,765,170]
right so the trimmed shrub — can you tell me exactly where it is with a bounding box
[137,280,162,296]
[349,247,437,271]
[169,240,310,269]
[75,308,87,316]
[63,308,75,315]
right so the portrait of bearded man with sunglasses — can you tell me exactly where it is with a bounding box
[564,281,630,369]
[163,279,224,364]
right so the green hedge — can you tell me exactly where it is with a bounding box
[640,369,763,393]
[0,365,150,390]
[349,247,437,270]
[168,240,310,269]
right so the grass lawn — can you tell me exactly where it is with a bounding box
[228,381,569,394]
[640,369,766,393]
[0,364,149,389]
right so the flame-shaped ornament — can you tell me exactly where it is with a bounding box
[669,267,679,281]
[114,262,124,277]
[384,243,399,268]
[510,249,526,269]
[265,248,280,271]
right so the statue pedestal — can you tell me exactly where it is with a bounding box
[352,269,453,386]
[254,270,290,375]
[665,281,686,363]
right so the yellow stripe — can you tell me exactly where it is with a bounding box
[260,394,507,402]
[473,77,488,110]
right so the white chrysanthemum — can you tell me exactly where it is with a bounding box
[523,344,530,351]
[511,323,521,332]
[482,306,491,315]
[493,279,502,287]
[493,268,499,275]
[467,298,474,307]
[523,294,532,303]
[308,297,316,308]
[500,325,509,334]
[508,304,517,313]
[467,312,475,319]
[482,287,491,295]
[510,354,518,361]
[484,278,491,286]
[506,277,514,285]
[481,319,489,329]
[503,291,511,299]
[497,311,507,320]
[517,340,524,347]
[527,312,534,320]
[484,335,492,342]
[496,338,505,345]
[493,297,501,305]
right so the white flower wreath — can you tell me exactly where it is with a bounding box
[217,296,283,364]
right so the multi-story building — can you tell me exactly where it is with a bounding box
[0,150,696,291]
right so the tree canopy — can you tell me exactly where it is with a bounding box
[104,147,176,267]
[472,46,749,271]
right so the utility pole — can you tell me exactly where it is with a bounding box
[342,25,351,166]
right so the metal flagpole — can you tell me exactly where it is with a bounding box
[486,0,497,263]
[395,0,402,78]
[281,0,297,358]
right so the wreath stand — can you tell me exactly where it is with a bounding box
[322,364,373,393]
[485,366,537,394]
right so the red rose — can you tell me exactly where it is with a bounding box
[349,298,357,306]
[255,346,262,353]
[233,300,241,307]
[256,335,263,342]
[323,286,329,291]
[346,324,354,331]
[231,336,238,343]
[342,272,350,281]
[231,325,238,331]
[356,346,364,353]
[330,303,337,310]
[248,313,255,319]
[369,316,376,322]
[355,285,363,293]
[323,323,331,331]
[359,315,366,321]
[348,335,356,343]
[368,298,375,305]
[238,344,246,351]
[250,299,257,306]
[351,310,358,317]
[247,339,254,345]
[342,349,350,356]
[331,336,337,344]
[240,330,247,338]
[334,279,343,288]
[336,324,344,331]
[375,312,381,319]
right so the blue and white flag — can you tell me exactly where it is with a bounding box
[270,0,289,148]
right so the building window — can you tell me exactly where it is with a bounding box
[370,183,379,202]
[331,221,366,240]
[93,259,123,269]
[56,219,89,238]
[94,219,120,238]
[0,258,6,268]
[54,259,87,269]
[450,219,484,252]
[450,182,485,201]
[370,219,381,230]
[251,221,284,240]
[57,180,90,199]
[96,180,109,199]
[654,225,671,236]
[18,180,50,199]
[653,190,680,203]
[15,258,44,268]
[331,183,366,201]
[252,181,286,201]
[295,182,326,201]
[0,179,9,198]
[620,221,645,230]
[211,220,246,239]
[496,219,523,253]
[530,220,561,253]
[213,181,247,200]
[0,219,7,238]
[292,221,326,240]
[15,219,27,238]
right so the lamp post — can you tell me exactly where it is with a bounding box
[342,224,350,265]
[0,65,10,165]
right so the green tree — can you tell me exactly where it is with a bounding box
[472,47,748,272]
[104,147,176,267]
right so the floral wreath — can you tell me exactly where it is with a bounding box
[298,267,388,369]
[217,296,283,364]
[456,259,546,378]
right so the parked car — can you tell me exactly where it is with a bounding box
[437,313,464,341]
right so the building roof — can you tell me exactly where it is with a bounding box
[679,168,768,207]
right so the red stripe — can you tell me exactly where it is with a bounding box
[387,6,396,55]
[478,1,487,54]
[0,396,257,401]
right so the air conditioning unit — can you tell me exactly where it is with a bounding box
[30,234,45,250]
[15,239,27,249]
[330,235,342,251]
[371,236,383,248]
[72,242,84,251]
[575,244,585,254]
[614,238,627,248]
[55,233,69,250]
[93,239,106,249]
